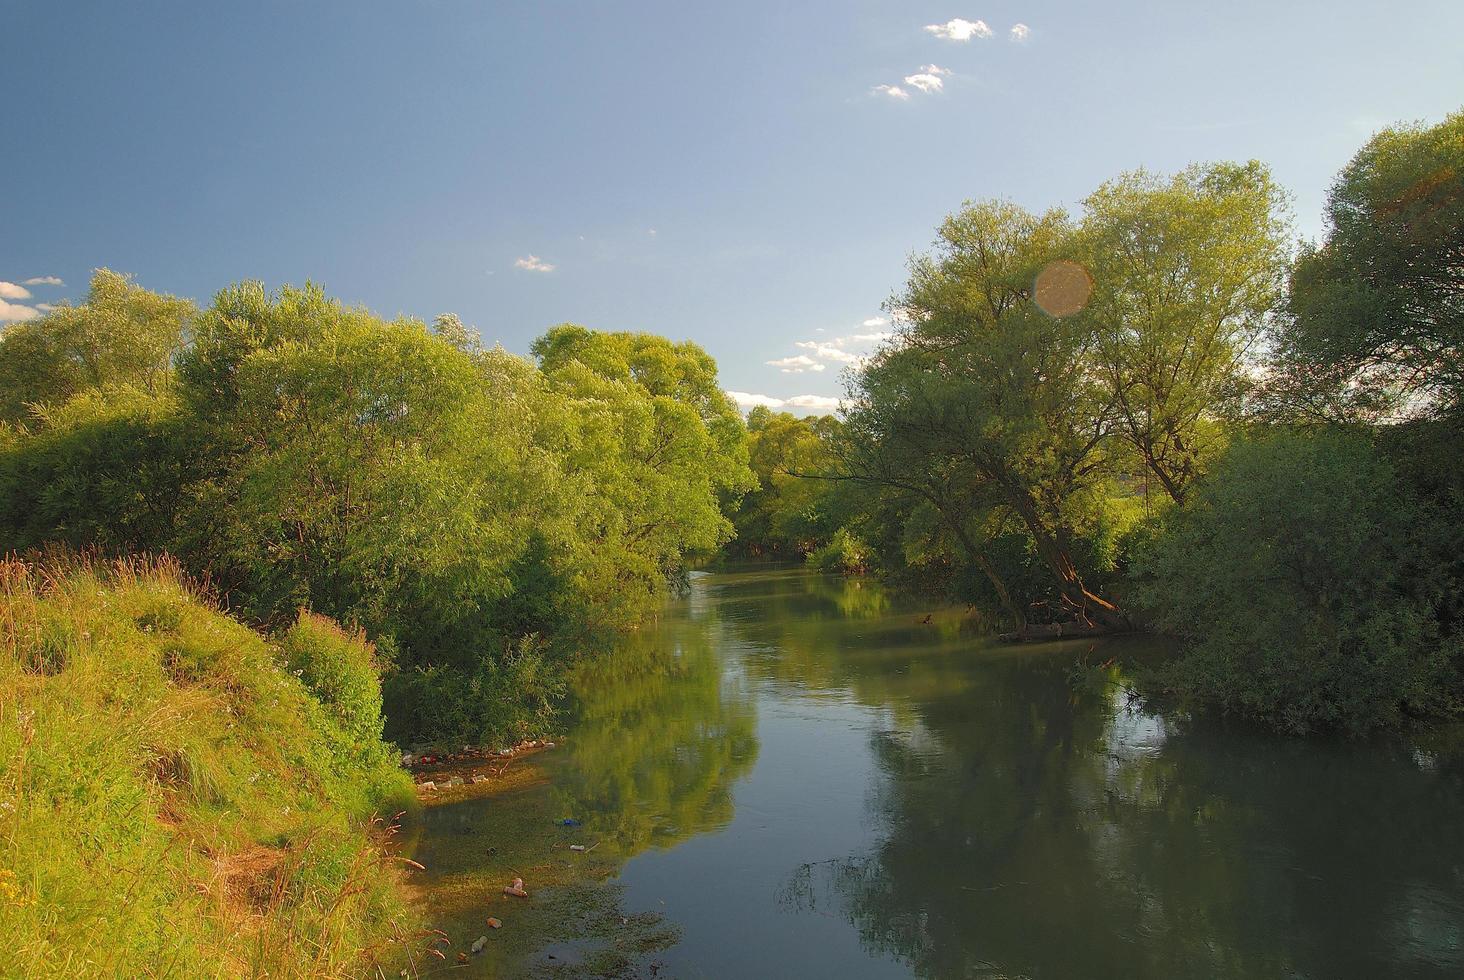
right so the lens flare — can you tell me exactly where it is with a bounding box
[1033,260,1093,318]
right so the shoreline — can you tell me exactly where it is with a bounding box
[398,738,679,977]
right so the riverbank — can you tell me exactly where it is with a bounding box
[0,557,418,977]
[402,743,678,977]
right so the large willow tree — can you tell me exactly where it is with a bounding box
[848,201,1129,629]
[1081,162,1289,503]
[845,164,1289,628]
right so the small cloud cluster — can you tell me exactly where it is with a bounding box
[924,17,992,41]
[874,63,950,101]
[766,317,894,375]
[923,18,1029,42]
[0,276,64,323]
[513,254,556,273]
[768,354,825,374]
[904,64,951,94]
[795,340,858,364]
[727,391,842,413]
[876,17,1033,101]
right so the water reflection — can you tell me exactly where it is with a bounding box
[711,570,1464,979]
[550,606,759,853]
[418,566,1464,978]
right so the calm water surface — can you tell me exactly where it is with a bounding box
[430,566,1464,978]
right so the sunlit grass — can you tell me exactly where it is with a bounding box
[0,555,421,977]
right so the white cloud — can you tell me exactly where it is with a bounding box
[1010,23,1031,41]
[903,71,947,94]
[513,254,556,272]
[795,340,860,363]
[0,299,41,322]
[767,355,827,374]
[35,303,55,312]
[725,390,842,413]
[786,394,841,410]
[22,275,63,286]
[873,84,910,101]
[727,390,787,410]
[924,18,992,41]
[781,323,893,372]
[0,281,32,300]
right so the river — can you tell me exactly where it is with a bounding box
[410,565,1464,978]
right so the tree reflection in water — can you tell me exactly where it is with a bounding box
[493,567,1464,979]
[722,570,1464,980]
[550,602,759,854]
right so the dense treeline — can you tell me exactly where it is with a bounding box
[4,111,1460,741]
[737,110,1464,734]
[0,279,751,745]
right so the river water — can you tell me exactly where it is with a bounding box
[415,565,1464,978]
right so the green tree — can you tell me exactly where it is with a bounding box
[178,286,567,667]
[732,408,852,556]
[1277,110,1464,420]
[1134,430,1460,733]
[532,325,754,624]
[0,269,192,426]
[854,201,1128,629]
[1082,162,1290,503]
[0,387,195,554]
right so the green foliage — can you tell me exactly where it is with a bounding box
[0,556,415,977]
[0,269,192,426]
[1133,430,1461,734]
[532,324,755,625]
[382,635,565,749]
[1275,110,1464,420]
[1082,162,1290,503]
[0,387,196,554]
[807,527,871,575]
[730,407,854,557]
[844,199,1130,628]
[1,276,751,747]
[279,611,391,764]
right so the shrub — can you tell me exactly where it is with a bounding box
[382,634,565,749]
[279,610,390,765]
[808,527,871,575]
[1133,429,1462,734]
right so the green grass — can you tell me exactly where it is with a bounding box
[0,555,420,978]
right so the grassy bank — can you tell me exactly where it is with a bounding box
[0,556,420,977]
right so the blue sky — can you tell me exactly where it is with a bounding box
[3,1,1462,412]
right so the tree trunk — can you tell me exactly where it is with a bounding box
[942,513,1024,630]
[1002,484,1130,632]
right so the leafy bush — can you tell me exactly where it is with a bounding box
[382,634,565,749]
[1133,430,1462,734]
[808,527,872,575]
[279,610,391,766]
